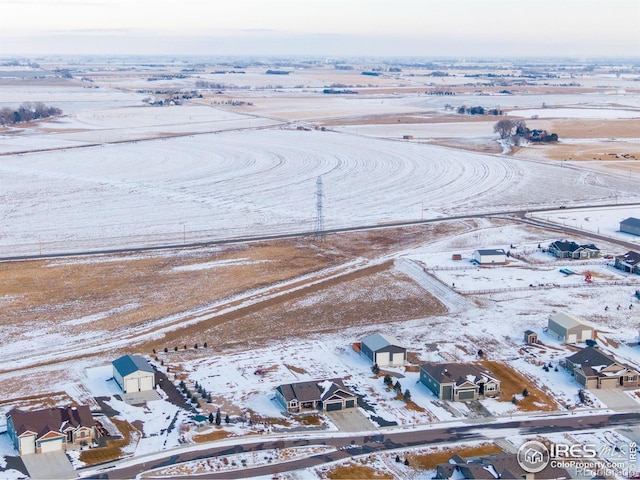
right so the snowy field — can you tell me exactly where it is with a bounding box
[2,60,640,478]
[531,206,640,246]
[1,126,639,257]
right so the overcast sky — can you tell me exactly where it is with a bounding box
[1,0,638,57]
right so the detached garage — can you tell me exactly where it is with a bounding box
[360,333,407,367]
[472,249,507,265]
[112,355,155,394]
[547,313,594,344]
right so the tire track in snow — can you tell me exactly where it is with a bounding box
[394,257,471,313]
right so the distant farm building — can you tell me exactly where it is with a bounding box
[566,347,639,390]
[547,313,594,343]
[275,379,357,413]
[403,135,414,140]
[112,355,155,394]
[472,249,506,265]
[614,251,640,274]
[7,406,96,455]
[620,217,640,236]
[548,241,600,259]
[360,333,407,367]
[419,363,501,401]
[451,253,462,261]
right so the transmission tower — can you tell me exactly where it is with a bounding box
[314,176,325,241]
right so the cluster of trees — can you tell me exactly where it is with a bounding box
[457,105,503,115]
[0,102,62,126]
[493,119,559,143]
[383,374,411,401]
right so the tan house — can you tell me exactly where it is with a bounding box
[6,406,97,455]
[547,312,594,343]
[566,347,639,390]
[420,363,501,401]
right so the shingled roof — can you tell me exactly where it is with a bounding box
[420,363,498,387]
[8,406,94,439]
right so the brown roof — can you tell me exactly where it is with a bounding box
[8,406,94,439]
[420,363,499,388]
[276,378,355,403]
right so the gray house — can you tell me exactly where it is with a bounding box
[419,363,501,401]
[620,217,640,236]
[275,378,357,413]
[614,251,640,274]
[548,240,600,259]
[547,312,594,343]
[566,347,639,390]
[360,333,407,367]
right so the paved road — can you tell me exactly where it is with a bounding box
[3,202,640,263]
[85,411,640,479]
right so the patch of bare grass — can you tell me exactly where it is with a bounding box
[79,418,138,465]
[406,442,504,470]
[481,360,558,411]
[326,463,393,479]
[192,429,229,443]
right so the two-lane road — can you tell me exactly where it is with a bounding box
[86,411,640,479]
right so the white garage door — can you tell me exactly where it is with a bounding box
[140,375,154,391]
[392,352,405,365]
[566,334,577,343]
[20,438,35,455]
[375,352,390,366]
[581,329,593,341]
[125,378,139,393]
[39,438,63,453]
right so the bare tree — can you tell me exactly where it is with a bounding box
[493,119,516,139]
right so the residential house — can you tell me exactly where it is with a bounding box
[419,363,501,401]
[566,347,639,390]
[6,406,96,455]
[547,312,594,343]
[548,240,600,259]
[112,354,156,394]
[620,217,640,237]
[614,251,640,274]
[434,453,570,479]
[360,333,407,367]
[471,249,506,265]
[275,378,357,413]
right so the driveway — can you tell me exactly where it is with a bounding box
[591,388,640,412]
[21,451,76,479]
[326,409,376,432]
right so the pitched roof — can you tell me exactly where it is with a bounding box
[617,251,640,265]
[361,333,405,352]
[420,363,499,387]
[549,240,580,252]
[112,354,154,377]
[568,347,637,378]
[621,217,640,228]
[567,346,614,369]
[8,406,94,439]
[474,249,506,256]
[276,378,355,403]
[549,312,590,330]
